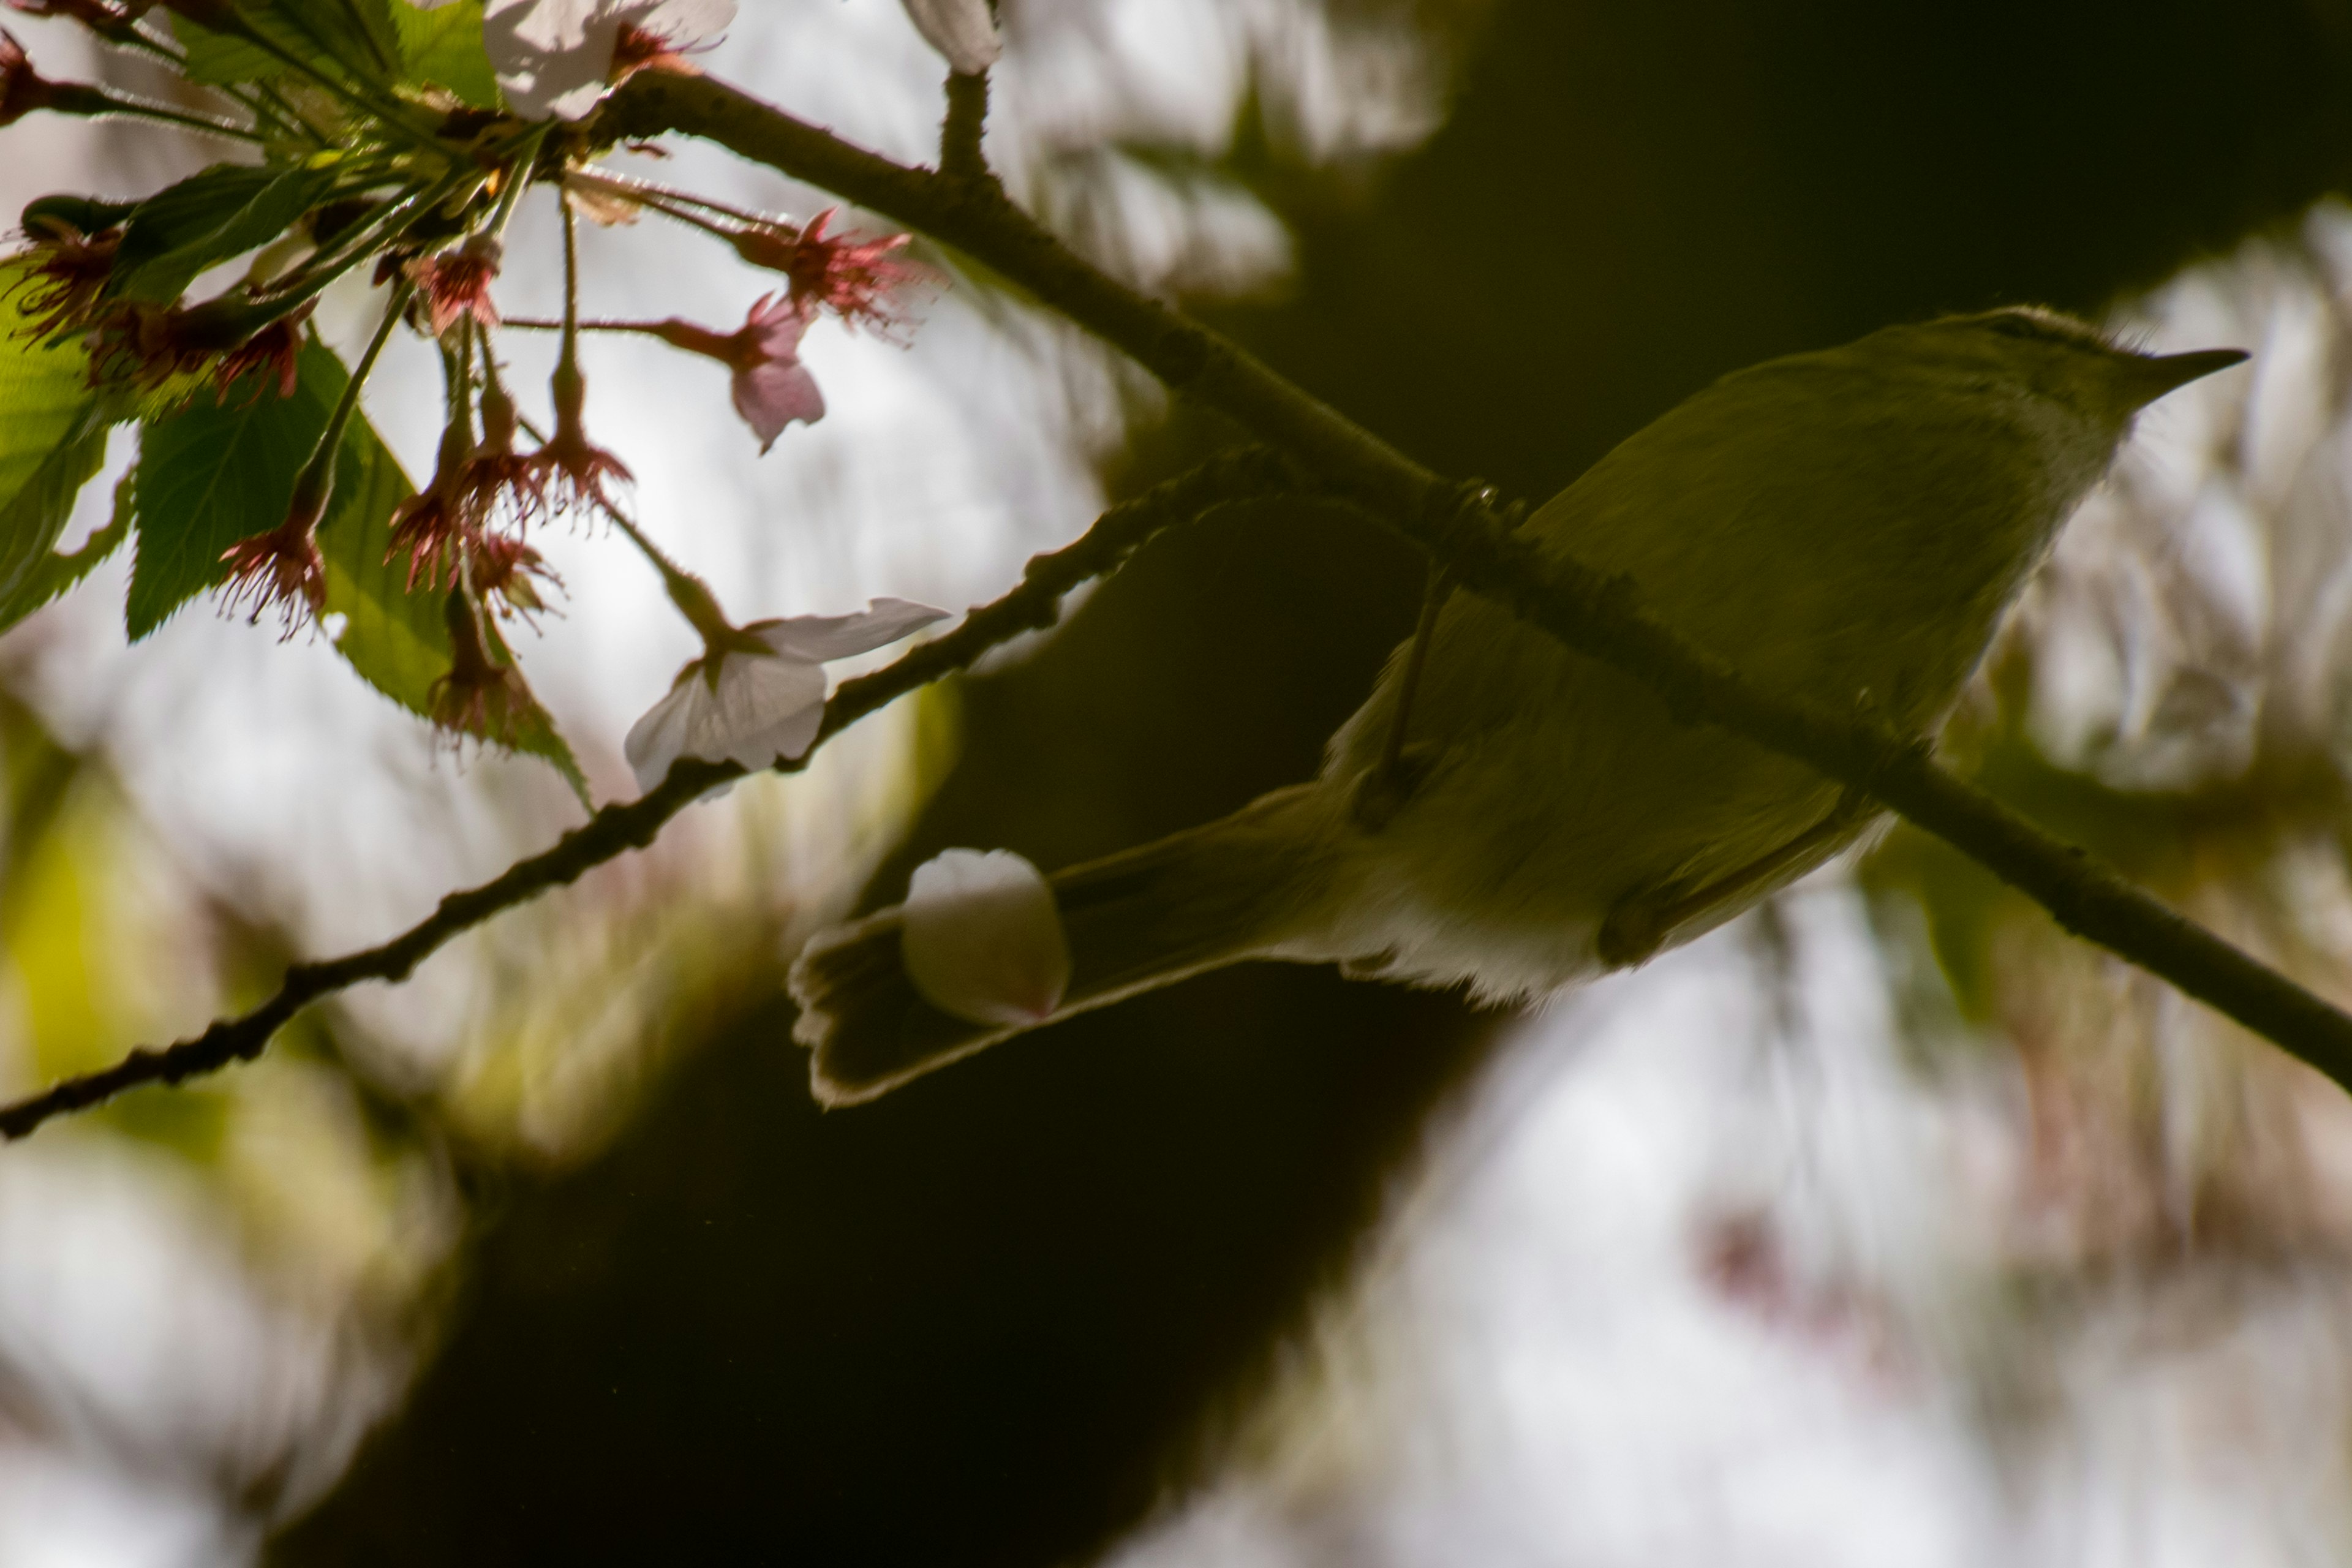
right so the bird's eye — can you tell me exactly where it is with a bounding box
[1985,315,2061,342]
[1980,311,2095,349]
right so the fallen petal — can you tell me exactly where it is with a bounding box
[901,849,1070,1027]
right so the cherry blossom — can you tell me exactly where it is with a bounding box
[728,209,918,335]
[622,597,946,792]
[88,296,294,395]
[207,312,305,402]
[406,236,503,336]
[900,0,1000,76]
[219,511,326,634]
[641,294,823,453]
[428,590,545,744]
[483,0,734,121]
[527,361,633,516]
[899,850,1070,1027]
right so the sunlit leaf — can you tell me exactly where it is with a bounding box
[481,612,592,807]
[170,13,298,84]
[0,468,133,636]
[111,164,336,304]
[135,337,589,795]
[269,0,401,79]
[392,0,500,109]
[301,347,451,712]
[0,260,116,611]
[172,0,399,85]
[129,363,320,638]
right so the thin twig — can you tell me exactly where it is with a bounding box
[0,450,1300,1140]
[590,72,2352,1094]
[940,70,991,183]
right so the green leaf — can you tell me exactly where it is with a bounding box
[305,354,450,712]
[0,258,116,610]
[0,468,133,636]
[391,0,500,109]
[266,0,400,80]
[172,0,398,85]
[0,407,113,616]
[170,13,296,85]
[111,163,335,304]
[155,337,594,800]
[481,614,592,807]
[0,263,102,509]
[129,350,323,637]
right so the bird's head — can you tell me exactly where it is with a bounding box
[1885,305,2247,429]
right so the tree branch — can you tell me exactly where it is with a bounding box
[940,70,990,183]
[593,72,2352,1092]
[0,450,1302,1141]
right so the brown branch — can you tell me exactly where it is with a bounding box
[592,72,2352,1093]
[940,70,990,183]
[0,449,1302,1141]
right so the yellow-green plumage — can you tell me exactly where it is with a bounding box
[793,309,2245,1104]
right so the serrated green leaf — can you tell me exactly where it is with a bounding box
[265,0,399,80]
[0,262,101,504]
[391,0,499,109]
[481,613,592,807]
[170,13,296,85]
[510,710,592,807]
[0,467,133,637]
[171,0,398,85]
[112,164,334,304]
[129,350,323,637]
[0,258,116,612]
[0,407,112,615]
[304,352,451,711]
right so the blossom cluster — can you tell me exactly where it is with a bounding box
[0,0,1003,785]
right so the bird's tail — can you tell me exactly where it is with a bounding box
[791,783,1342,1105]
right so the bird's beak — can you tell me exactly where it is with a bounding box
[2127,347,2248,404]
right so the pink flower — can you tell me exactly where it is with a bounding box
[428,590,547,744]
[405,236,502,337]
[644,293,823,453]
[729,209,918,335]
[219,508,328,636]
[208,311,306,402]
[484,0,734,121]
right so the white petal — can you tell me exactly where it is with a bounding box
[901,850,1070,1027]
[690,650,829,770]
[482,0,733,119]
[752,597,948,662]
[622,668,699,793]
[484,0,616,119]
[901,0,1001,74]
[649,0,735,40]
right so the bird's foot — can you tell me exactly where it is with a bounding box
[1349,742,1441,831]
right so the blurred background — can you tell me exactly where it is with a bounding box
[4,0,2352,1562]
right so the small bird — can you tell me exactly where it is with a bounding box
[791,308,2246,1104]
